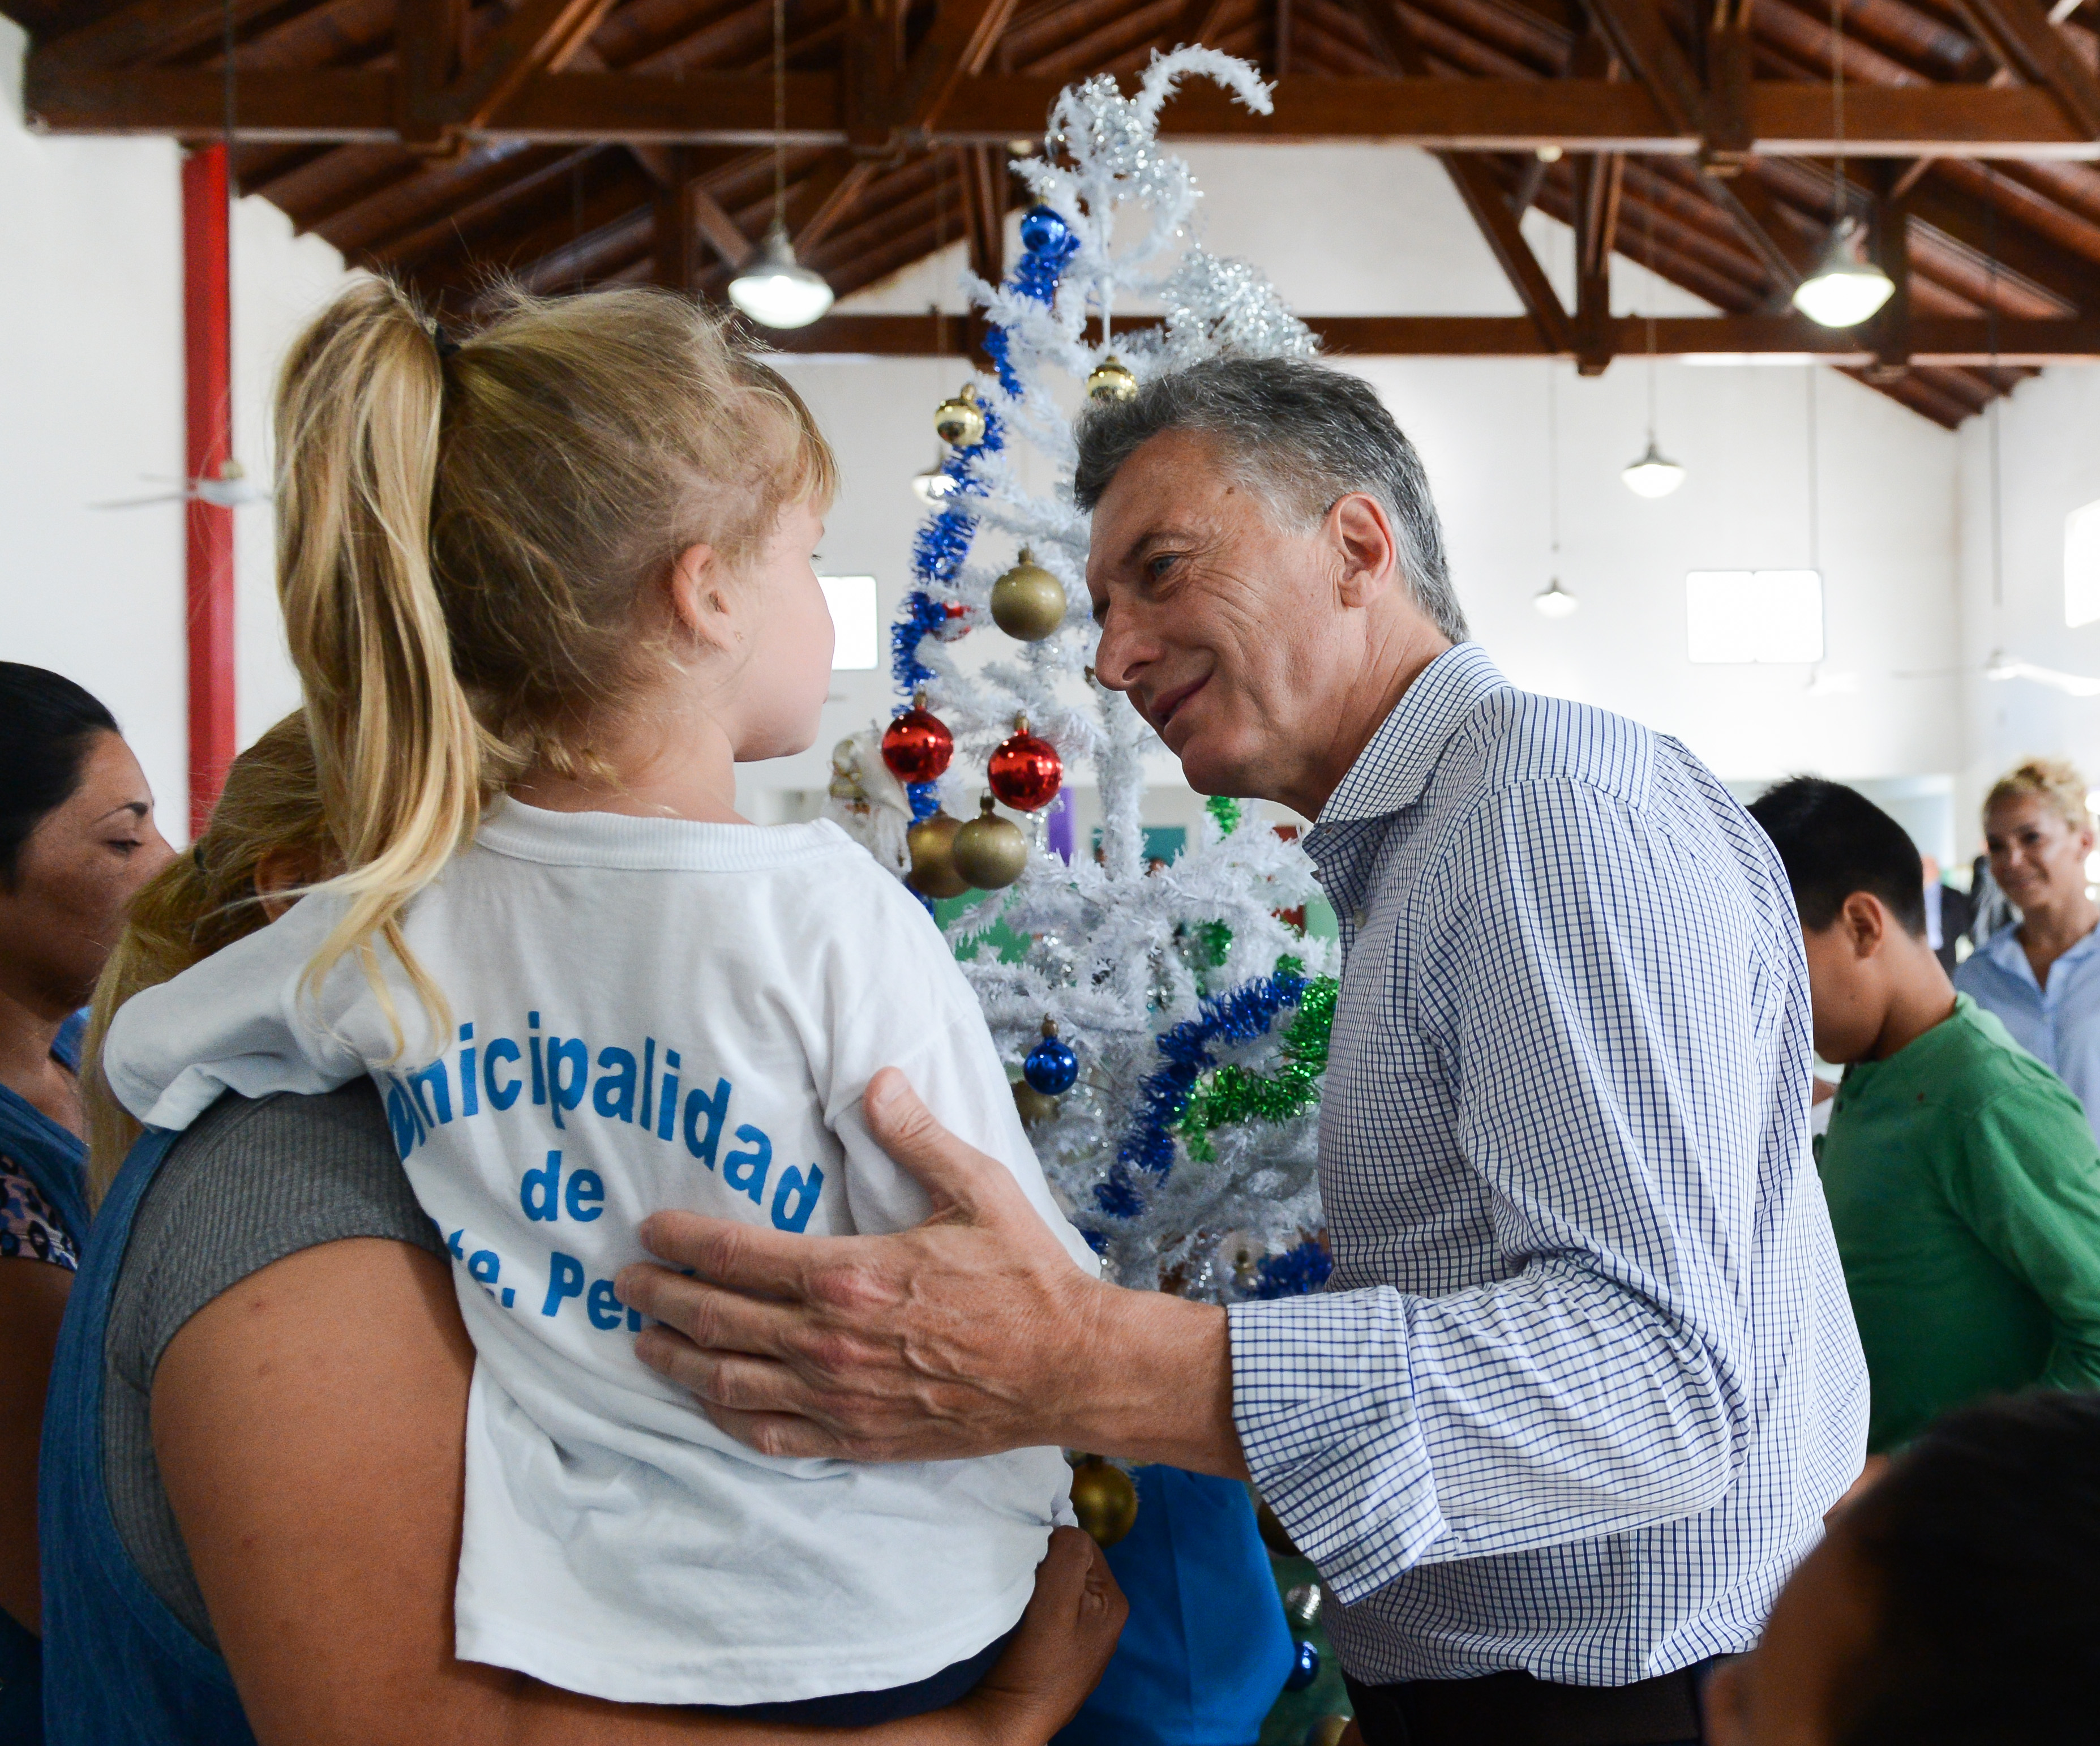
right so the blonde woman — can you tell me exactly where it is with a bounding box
[1955,757,2100,1142]
[94,277,1117,1735]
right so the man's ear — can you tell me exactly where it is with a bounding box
[1330,493,1402,608]
[665,541,736,653]
[1840,891,1890,960]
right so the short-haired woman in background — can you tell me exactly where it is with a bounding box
[0,662,172,1743]
[1956,757,2100,1143]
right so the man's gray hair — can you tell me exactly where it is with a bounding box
[1073,355,1468,642]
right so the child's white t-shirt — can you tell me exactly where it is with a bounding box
[104,800,1096,1706]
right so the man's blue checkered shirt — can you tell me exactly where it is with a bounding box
[1228,643,1867,1687]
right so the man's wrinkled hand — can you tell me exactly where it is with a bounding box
[613,1068,1107,1463]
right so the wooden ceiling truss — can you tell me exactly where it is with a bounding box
[13,0,2100,424]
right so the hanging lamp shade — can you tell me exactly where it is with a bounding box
[1792,217,1895,329]
[728,222,835,329]
[1534,578,1579,619]
[1620,439,1687,499]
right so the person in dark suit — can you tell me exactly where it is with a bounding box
[1923,857,1975,976]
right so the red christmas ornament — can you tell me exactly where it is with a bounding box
[881,696,954,785]
[987,718,1063,812]
[943,601,968,620]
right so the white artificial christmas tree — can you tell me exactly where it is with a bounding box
[828,50,1337,1300]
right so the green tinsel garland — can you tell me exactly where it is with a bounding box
[1178,973,1338,1162]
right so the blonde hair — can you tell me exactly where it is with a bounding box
[81,715,337,1206]
[273,276,835,1042]
[1985,757,2093,835]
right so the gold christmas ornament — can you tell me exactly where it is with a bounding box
[952,794,1029,891]
[989,548,1068,642]
[933,385,987,448]
[1086,356,1137,404]
[1069,1458,1139,1547]
[905,810,970,900]
[1012,1077,1060,1127]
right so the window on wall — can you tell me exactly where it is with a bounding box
[1685,570,1825,664]
[820,575,880,670]
[2065,501,2100,628]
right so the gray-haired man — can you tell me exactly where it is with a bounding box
[616,356,1868,1746]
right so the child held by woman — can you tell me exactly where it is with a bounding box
[101,279,1098,1721]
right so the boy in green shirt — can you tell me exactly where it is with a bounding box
[1750,777,2100,1452]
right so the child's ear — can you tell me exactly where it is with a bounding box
[1840,891,1888,959]
[665,542,736,653]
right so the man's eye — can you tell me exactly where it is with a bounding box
[1147,553,1178,579]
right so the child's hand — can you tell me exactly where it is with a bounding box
[957,1527,1126,1744]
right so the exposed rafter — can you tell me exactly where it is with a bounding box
[11,0,2100,430]
[764,309,2100,359]
[25,62,2100,156]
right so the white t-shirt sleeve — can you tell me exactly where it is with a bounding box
[813,869,1098,1271]
[100,891,390,1131]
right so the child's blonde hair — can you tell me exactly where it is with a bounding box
[272,276,836,1041]
[1985,757,2092,835]
[82,714,337,1206]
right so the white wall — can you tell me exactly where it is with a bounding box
[756,142,1961,818]
[1953,366,2100,859]
[1,15,346,841]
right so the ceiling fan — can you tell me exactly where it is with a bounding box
[91,457,271,512]
[1888,649,2100,696]
[96,1,265,517]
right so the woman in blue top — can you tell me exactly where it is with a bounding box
[0,664,172,1739]
[1956,757,2100,1144]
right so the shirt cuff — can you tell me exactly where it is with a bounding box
[1228,1286,1445,1604]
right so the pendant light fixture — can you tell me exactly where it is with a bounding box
[1622,179,1686,498]
[1792,0,1894,328]
[1535,361,1579,618]
[728,0,834,329]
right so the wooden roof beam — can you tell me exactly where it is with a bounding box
[759,310,2100,358]
[1948,0,2100,138]
[449,0,622,134]
[1337,0,1577,352]
[30,0,286,75]
[29,63,2100,156]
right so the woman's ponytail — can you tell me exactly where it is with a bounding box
[272,277,482,1046]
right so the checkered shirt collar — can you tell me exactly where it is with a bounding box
[1314,641,1511,828]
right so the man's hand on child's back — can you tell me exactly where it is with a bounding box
[613,1068,1245,1475]
[958,1527,1128,1743]
[614,1067,1111,1462]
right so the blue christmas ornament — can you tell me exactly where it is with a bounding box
[1019,204,1070,254]
[1285,1638,1321,1692]
[1024,1021,1079,1096]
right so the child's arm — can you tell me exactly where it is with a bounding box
[101,891,385,1131]
[816,879,1095,1269]
[152,1234,1125,1746]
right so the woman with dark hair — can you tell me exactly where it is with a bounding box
[0,663,172,1740]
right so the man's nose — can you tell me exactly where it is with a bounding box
[1092,611,1143,694]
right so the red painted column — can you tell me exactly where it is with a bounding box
[182,144,237,840]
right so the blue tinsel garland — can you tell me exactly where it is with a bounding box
[889,203,1079,743]
[1092,964,1312,1226]
[1252,1240,1334,1299]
